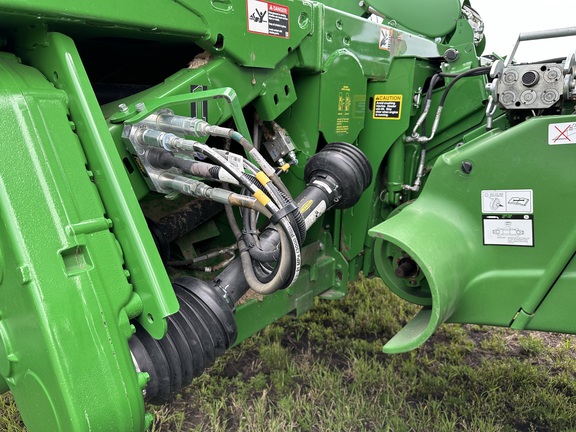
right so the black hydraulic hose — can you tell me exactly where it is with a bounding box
[151,136,300,292]
[279,190,306,244]
[420,73,443,136]
[411,66,491,144]
[252,260,278,284]
[247,230,283,284]
[223,200,243,241]
[213,179,338,300]
[239,226,294,294]
[193,141,302,289]
[438,66,491,107]
[232,133,293,200]
[244,173,305,246]
[241,213,280,262]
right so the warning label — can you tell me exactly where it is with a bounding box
[548,121,576,145]
[483,215,534,247]
[247,0,289,38]
[373,94,402,120]
[379,27,393,51]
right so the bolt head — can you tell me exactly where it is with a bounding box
[461,161,473,174]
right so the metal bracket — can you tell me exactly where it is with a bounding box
[110,87,252,141]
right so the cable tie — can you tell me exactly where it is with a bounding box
[238,244,250,253]
[269,202,298,225]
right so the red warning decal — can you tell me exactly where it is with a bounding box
[247,0,289,38]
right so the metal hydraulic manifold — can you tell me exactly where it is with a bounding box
[129,142,372,403]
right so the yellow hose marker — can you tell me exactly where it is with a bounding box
[255,171,271,186]
[253,189,271,206]
[281,163,290,172]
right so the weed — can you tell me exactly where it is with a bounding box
[518,335,544,356]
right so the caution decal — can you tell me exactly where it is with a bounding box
[373,94,402,120]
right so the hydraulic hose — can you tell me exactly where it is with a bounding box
[404,66,490,191]
[133,118,303,290]
[159,138,302,290]
[130,142,373,404]
[408,66,490,144]
[216,142,374,295]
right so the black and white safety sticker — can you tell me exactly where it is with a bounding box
[247,0,289,38]
[481,189,534,247]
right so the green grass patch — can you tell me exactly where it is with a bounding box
[2,276,576,431]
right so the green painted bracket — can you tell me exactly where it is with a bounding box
[109,87,252,142]
[16,31,178,339]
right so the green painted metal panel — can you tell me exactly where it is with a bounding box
[0,0,206,36]
[0,0,573,429]
[370,116,576,352]
[15,30,179,339]
[0,0,314,68]
[0,52,145,431]
[526,253,576,333]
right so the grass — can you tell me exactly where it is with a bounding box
[2,276,576,431]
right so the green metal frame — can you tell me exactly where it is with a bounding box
[0,51,146,431]
[16,29,179,340]
[0,0,574,430]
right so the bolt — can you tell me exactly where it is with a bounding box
[118,103,129,113]
[444,48,459,62]
[395,258,418,278]
[135,102,146,113]
[461,161,473,174]
[318,242,325,251]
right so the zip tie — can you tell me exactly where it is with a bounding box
[269,202,298,225]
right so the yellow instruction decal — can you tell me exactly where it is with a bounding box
[373,94,402,120]
[336,85,351,134]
